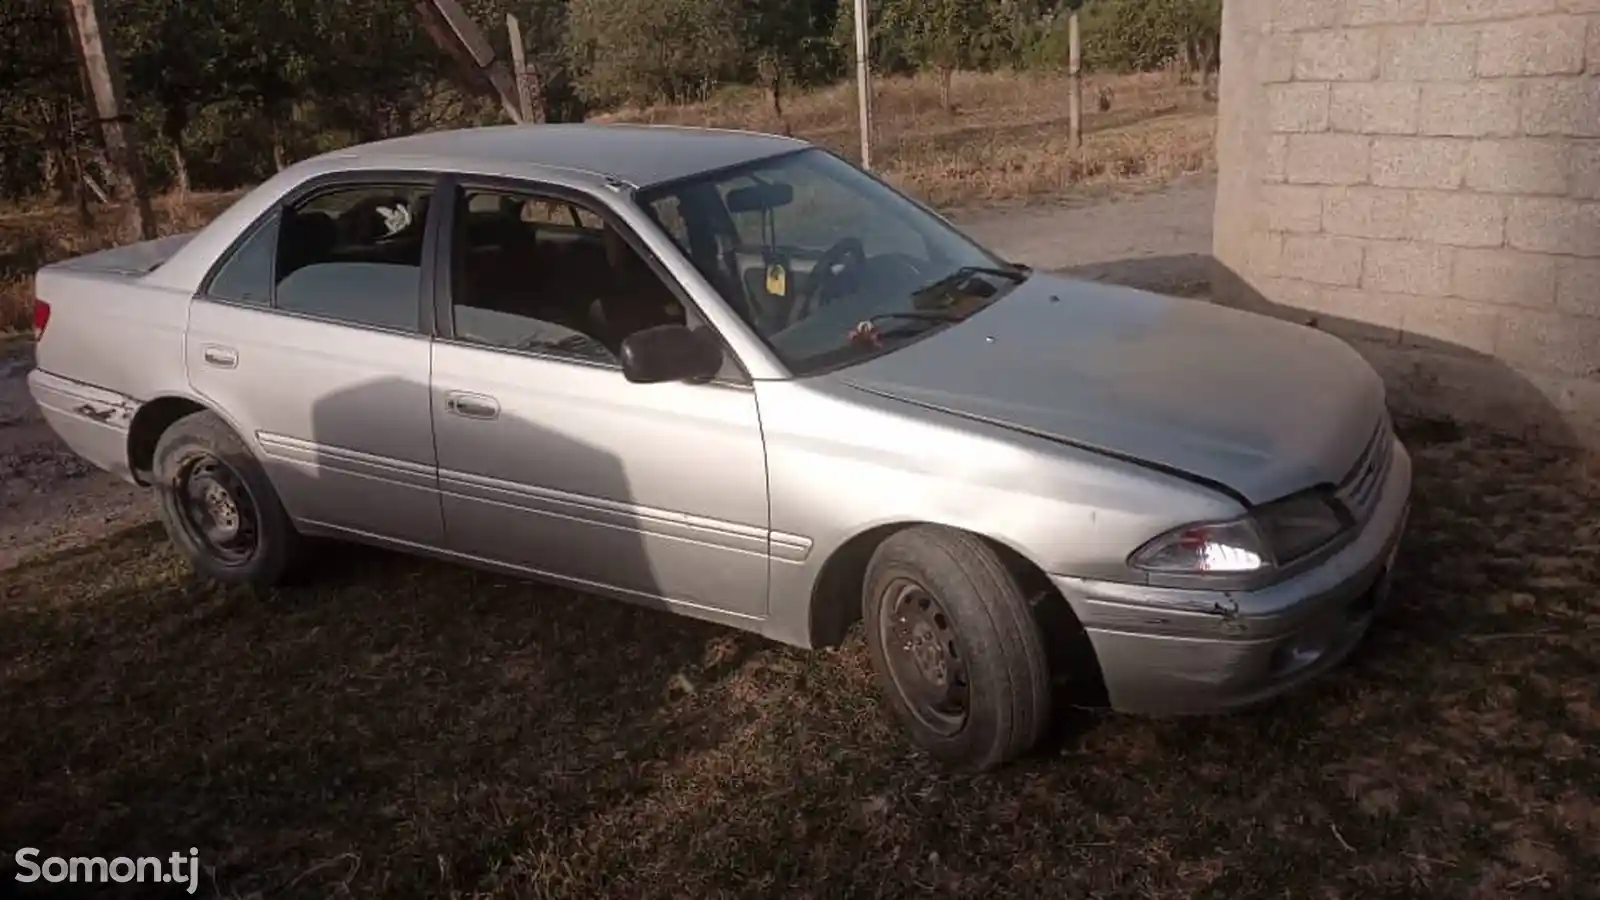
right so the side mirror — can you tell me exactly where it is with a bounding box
[619,324,724,384]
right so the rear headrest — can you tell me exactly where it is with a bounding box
[279,210,339,266]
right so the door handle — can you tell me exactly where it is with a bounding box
[446,391,500,420]
[201,345,238,369]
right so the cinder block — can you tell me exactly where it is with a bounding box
[1316,287,1410,342]
[1324,187,1412,239]
[1263,35,1300,83]
[1330,83,1421,134]
[1465,139,1570,194]
[1269,83,1331,133]
[1381,25,1480,80]
[1418,82,1521,137]
[1401,295,1503,354]
[1277,0,1348,31]
[1452,247,1559,306]
[1371,137,1469,188]
[1284,234,1367,285]
[1297,30,1383,81]
[1523,79,1600,137]
[1264,135,1291,183]
[1507,196,1600,254]
[1573,141,1600,198]
[1410,191,1507,246]
[1262,185,1326,232]
[1247,231,1287,277]
[1556,256,1600,316]
[1431,0,1558,22]
[1477,17,1587,75]
[1349,0,1429,24]
[1363,240,1455,294]
[1288,133,1372,185]
[1497,309,1600,376]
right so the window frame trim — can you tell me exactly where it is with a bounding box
[194,169,447,337]
[431,173,754,386]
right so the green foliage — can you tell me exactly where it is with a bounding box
[566,0,744,106]
[0,0,1217,201]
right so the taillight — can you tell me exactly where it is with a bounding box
[31,299,50,340]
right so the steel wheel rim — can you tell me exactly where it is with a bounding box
[877,577,969,737]
[174,453,260,566]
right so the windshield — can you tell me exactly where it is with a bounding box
[636,148,1028,376]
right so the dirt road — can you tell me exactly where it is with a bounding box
[0,178,1219,570]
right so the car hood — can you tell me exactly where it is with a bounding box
[838,274,1387,505]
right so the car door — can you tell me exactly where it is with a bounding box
[428,178,770,621]
[186,174,445,547]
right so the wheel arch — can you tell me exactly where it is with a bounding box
[127,395,213,484]
[807,520,1108,706]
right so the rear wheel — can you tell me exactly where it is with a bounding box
[863,526,1051,772]
[152,410,304,587]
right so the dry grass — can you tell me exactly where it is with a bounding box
[1,421,1596,898]
[0,192,241,332]
[0,71,1214,334]
[602,70,1218,208]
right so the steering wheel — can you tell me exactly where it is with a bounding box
[788,237,866,328]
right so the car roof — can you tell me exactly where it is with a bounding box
[316,123,809,189]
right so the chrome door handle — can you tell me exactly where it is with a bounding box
[446,392,500,420]
[201,345,238,368]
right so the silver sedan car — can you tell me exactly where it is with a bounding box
[29,125,1411,771]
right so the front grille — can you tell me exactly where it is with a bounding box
[1336,416,1393,523]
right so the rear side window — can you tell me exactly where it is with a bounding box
[202,182,433,333]
[206,215,276,305]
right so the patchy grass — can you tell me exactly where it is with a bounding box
[1,422,1595,899]
[604,70,1217,208]
[1,71,1213,333]
[0,192,241,332]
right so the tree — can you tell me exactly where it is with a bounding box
[876,0,995,111]
[741,0,841,128]
[120,0,233,193]
[566,0,743,107]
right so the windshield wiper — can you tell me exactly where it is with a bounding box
[865,310,968,326]
[908,264,1030,302]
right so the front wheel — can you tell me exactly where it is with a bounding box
[863,526,1051,772]
[152,410,305,587]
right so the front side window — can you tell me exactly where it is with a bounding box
[638,149,1028,376]
[447,186,693,364]
[203,182,432,333]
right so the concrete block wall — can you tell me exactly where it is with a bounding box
[1214,0,1600,447]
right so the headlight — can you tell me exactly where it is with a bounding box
[1129,490,1349,577]
[1253,489,1348,563]
[1128,518,1269,574]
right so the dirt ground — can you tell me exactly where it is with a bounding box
[0,337,151,570]
[0,178,1219,572]
[1,179,1596,898]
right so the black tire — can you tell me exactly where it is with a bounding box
[863,526,1051,772]
[152,410,304,587]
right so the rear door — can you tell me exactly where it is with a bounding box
[185,174,445,546]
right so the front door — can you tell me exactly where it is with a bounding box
[428,181,770,620]
[186,178,444,546]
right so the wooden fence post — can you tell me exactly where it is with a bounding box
[64,0,155,239]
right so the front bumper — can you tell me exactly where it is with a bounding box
[1052,437,1413,716]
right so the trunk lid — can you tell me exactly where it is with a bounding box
[44,232,196,278]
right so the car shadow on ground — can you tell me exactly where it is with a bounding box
[0,272,1595,897]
